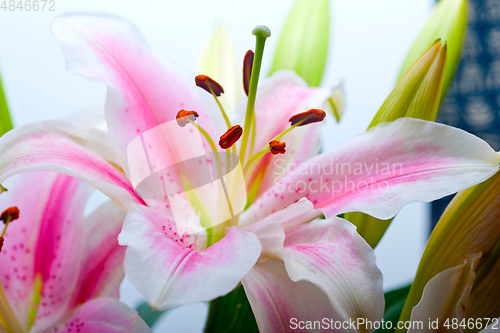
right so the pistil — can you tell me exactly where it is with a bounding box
[239,25,271,165]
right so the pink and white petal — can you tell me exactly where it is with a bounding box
[28,174,96,330]
[0,172,82,330]
[239,71,331,195]
[242,260,338,333]
[243,118,500,223]
[252,220,285,262]
[68,201,127,305]
[45,298,151,333]
[0,121,143,210]
[52,13,224,178]
[242,198,320,232]
[0,172,99,331]
[282,218,384,325]
[408,253,482,333]
[117,205,261,309]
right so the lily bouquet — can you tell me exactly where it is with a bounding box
[0,0,499,332]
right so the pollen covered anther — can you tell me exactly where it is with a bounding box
[176,110,199,127]
[289,109,326,126]
[243,50,254,96]
[195,75,224,96]
[219,125,243,149]
[1,207,20,224]
[269,140,286,155]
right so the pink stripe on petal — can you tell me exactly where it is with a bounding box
[282,218,384,326]
[242,118,500,225]
[0,121,143,210]
[242,260,338,333]
[52,14,224,180]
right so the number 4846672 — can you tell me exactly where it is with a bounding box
[1,0,55,11]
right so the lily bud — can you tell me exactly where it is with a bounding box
[398,172,500,327]
[346,40,448,248]
[270,0,329,87]
[398,0,466,98]
[196,25,241,114]
[369,39,447,128]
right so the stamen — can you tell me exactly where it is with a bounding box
[0,185,7,193]
[195,75,231,129]
[289,109,326,126]
[1,207,19,224]
[243,50,254,96]
[269,140,286,155]
[239,25,271,165]
[219,125,243,149]
[0,207,20,253]
[176,110,199,127]
[195,74,224,96]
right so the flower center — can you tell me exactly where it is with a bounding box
[179,26,327,247]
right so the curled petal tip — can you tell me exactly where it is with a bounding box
[176,110,199,127]
[195,74,224,96]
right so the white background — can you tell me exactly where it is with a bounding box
[0,0,433,331]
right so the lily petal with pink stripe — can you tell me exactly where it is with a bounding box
[0,121,143,210]
[52,13,225,177]
[240,118,500,225]
[241,218,383,333]
[0,172,150,332]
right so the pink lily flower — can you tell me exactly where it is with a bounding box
[0,14,499,332]
[0,172,151,332]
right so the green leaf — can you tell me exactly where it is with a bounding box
[205,284,258,333]
[136,302,169,329]
[270,0,330,87]
[0,72,13,136]
[375,283,412,333]
[398,0,467,98]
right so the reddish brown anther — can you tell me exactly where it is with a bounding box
[289,109,326,126]
[0,237,4,253]
[269,140,286,155]
[243,50,254,96]
[219,125,243,149]
[195,75,224,97]
[176,110,199,127]
[1,207,20,223]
